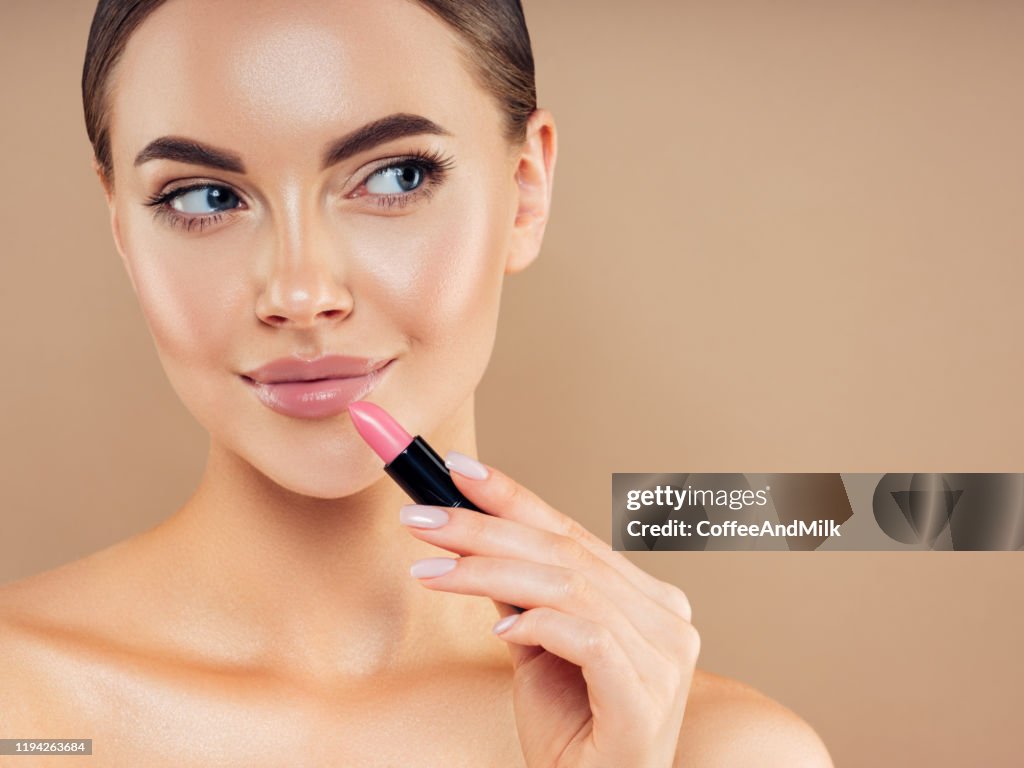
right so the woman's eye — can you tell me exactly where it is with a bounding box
[365,163,425,195]
[168,185,241,214]
[348,151,453,210]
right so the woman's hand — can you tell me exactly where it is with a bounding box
[399,451,700,768]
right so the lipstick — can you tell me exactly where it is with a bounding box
[347,401,524,613]
[347,401,481,511]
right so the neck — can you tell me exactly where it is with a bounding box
[144,396,505,688]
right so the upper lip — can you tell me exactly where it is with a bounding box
[241,355,392,384]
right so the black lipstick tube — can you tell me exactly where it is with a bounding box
[386,435,482,511]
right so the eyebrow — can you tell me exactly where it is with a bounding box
[133,113,452,173]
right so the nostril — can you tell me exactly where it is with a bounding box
[258,308,348,327]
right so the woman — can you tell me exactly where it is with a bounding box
[0,1,831,765]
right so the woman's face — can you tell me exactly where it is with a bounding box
[102,0,540,497]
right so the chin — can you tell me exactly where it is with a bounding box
[248,449,387,501]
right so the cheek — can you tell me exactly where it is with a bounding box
[119,213,248,371]
[350,182,510,365]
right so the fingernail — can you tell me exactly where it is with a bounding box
[400,505,450,528]
[445,451,489,480]
[492,614,520,634]
[410,557,457,578]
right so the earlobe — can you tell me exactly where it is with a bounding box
[505,108,558,275]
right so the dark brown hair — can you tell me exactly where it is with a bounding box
[82,0,536,188]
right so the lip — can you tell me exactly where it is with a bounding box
[240,356,394,420]
[241,354,391,384]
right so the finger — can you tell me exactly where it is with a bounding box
[445,452,694,624]
[410,555,667,689]
[491,600,541,670]
[446,451,605,547]
[403,503,689,658]
[492,606,649,722]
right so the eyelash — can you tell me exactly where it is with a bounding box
[142,149,456,232]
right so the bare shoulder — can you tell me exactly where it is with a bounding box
[676,669,834,767]
[0,570,76,731]
[0,544,143,726]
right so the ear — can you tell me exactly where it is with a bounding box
[93,157,137,294]
[505,108,558,275]
[92,156,113,202]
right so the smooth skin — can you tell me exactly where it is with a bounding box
[0,0,831,765]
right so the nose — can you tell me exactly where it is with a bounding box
[254,207,354,329]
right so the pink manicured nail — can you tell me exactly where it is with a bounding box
[400,505,450,528]
[492,614,520,634]
[445,451,489,480]
[410,557,457,578]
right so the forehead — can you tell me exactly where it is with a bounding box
[110,0,490,170]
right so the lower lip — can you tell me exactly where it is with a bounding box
[243,360,393,419]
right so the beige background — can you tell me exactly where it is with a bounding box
[3,1,1023,765]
